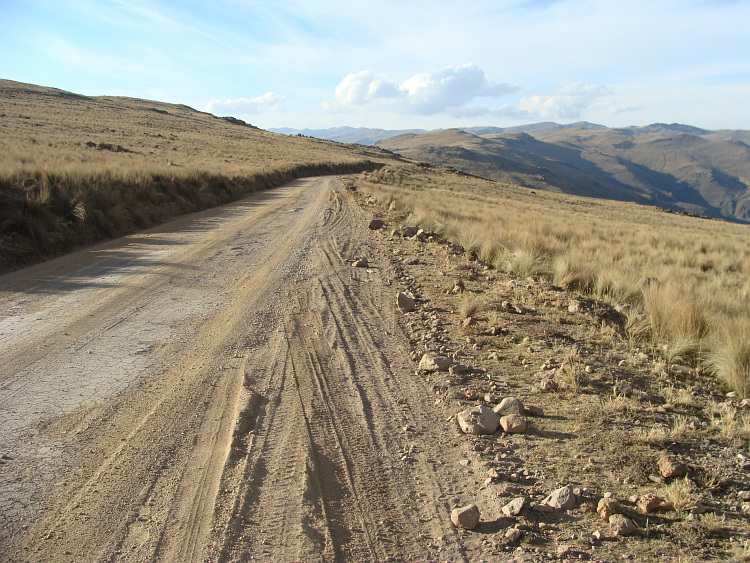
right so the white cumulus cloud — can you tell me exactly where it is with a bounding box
[205,92,285,115]
[519,81,612,120]
[329,64,519,116]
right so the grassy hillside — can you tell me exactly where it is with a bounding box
[376,125,750,222]
[0,79,394,271]
[357,164,750,398]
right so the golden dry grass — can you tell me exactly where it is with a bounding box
[0,80,393,270]
[357,164,750,396]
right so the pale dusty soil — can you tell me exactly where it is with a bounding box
[0,177,492,562]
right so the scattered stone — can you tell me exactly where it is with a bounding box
[658,456,688,479]
[531,503,555,513]
[388,201,397,212]
[352,258,368,268]
[451,504,480,530]
[505,528,523,542]
[457,405,500,435]
[368,219,385,230]
[419,353,451,372]
[638,493,663,513]
[543,485,576,511]
[493,397,525,416]
[397,292,415,313]
[502,497,526,517]
[500,414,527,434]
[537,377,558,391]
[449,364,470,374]
[557,545,572,557]
[525,405,544,417]
[402,226,419,238]
[484,393,500,404]
[568,300,582,313]
[648,474,666,485]
[597,497,622,521]
[462,317,476,327]
[592,530,604,541]
[608,514,637,536]
[580,532,596,544]
[444,278,465,294]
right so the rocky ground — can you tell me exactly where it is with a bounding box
[355,186,750,562]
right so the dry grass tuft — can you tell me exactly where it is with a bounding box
[707,318,750,399]
[459,293,483,319]
[665,477,696,514]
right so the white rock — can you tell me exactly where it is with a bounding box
[418,353,451,372]
[397,292,415,313]
[502,497,526,517]
[609,514,637,536]
[493,397,525,416]
[500,414,527,434]
[457,405,500,435]
[543,485,576,511]
[451,504,480,529]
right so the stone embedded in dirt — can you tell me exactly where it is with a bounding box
[449,364,469,374]
[484,393,500,404]
[608,514,637,536]
[525,405,544,417]
[402,226,419,238]
[368,219,385,230]
[397,292,415,313]
[388,201,397,211]
[451,504,480,530]
[568,300,582,313]
[419,353,451,372]
[500,414,527,434]
[638,493,663,513]
[457,405,500,435]
[462,317,476,327]
[493,397,525,416]
[597,497,622,521]
[352,258,369,268]
[543,485,576,511]
[658,456,688,479]
[531,503,555,513]
[502,497,526,517]
[505,528,523,542]
[537,377,558,391]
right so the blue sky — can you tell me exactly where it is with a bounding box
[1,0,749,130]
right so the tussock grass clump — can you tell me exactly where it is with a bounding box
[504,248,550,279]
[553,255,596,293]
[665,477,695,514]
[459,294,483,319]
[707,318,750,399]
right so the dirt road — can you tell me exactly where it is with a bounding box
[0,177,479,562]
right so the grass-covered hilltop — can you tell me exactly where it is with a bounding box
[0,79,395,270]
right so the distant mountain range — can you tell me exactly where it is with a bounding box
[269,126,428,145]
[268,122,611,145]
[372,124,750,222]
